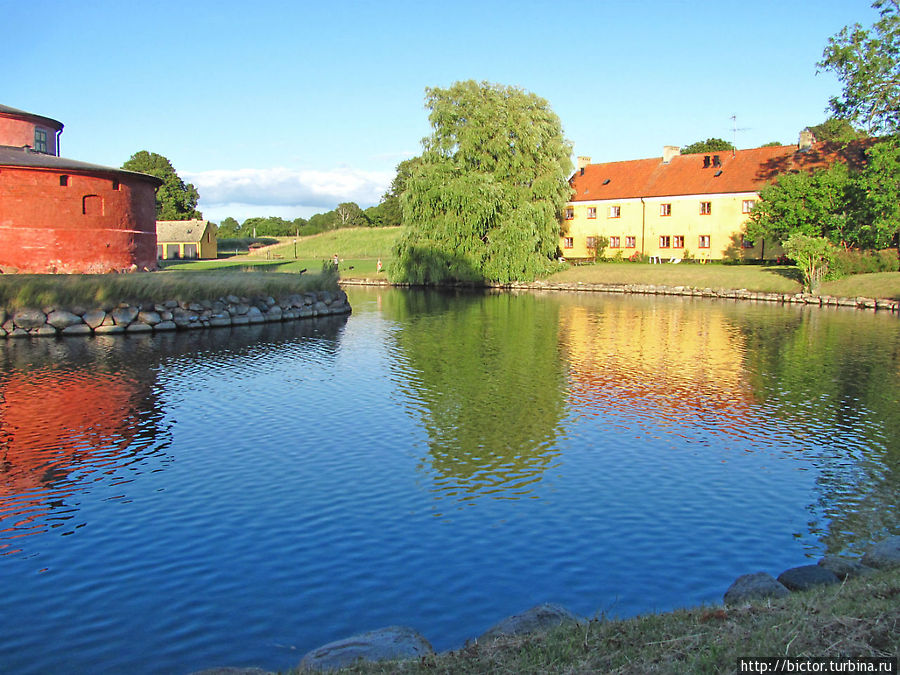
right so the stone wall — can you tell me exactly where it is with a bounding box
[0,289,351,338]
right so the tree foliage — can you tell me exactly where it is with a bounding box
[334,202,370,228]
[818,0,900,134]
[680,138,735,155]
[746,163,859,246]
[807,118,866,143]
[380,157,420,228]
[392,80,573,284]
[782,233,838,292]
[747,137,900,251]
[122,150,201,220]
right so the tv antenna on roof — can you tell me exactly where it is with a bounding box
[730,115,750,156]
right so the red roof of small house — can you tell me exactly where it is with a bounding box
[569,140,873,202]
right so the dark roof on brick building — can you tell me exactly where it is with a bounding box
[0,104,64,132]
[0,145,162,185]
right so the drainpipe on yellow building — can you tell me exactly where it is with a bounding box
[640,197,647,257]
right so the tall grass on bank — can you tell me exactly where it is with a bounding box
[302,567,900,674]
[0,266,338,310]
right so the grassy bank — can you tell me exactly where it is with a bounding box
[299,567,899,674]
[0,267,337,310]
[547,263,900,300]
[249,226,402,261]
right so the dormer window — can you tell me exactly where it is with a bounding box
[34,128,48,154]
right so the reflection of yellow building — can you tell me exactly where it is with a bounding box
[558,298,756,429]
[562,133,869,261]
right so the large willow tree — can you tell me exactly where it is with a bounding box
[391,81,573,284]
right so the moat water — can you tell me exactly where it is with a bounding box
[0,286,897,674]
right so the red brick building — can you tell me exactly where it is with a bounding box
[0,104,162,273]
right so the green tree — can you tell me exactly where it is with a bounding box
[680,138,735,154]
[746,163,860,247]
[855,135,900,249]
[818,0,900,134]
[380,157,421,228]
[807,118,866,143]
[217,216,240,238]
[392,80,573,284]
[334,202,370,228]
[122,150,201,220]
[782,233,838,292]
[761,141,784,147]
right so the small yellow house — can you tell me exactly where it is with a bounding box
[562,133,869,262]
[156,219,217,260]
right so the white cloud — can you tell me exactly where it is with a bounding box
[183,166,394,219]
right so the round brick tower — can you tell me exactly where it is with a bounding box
[0,104,162,274]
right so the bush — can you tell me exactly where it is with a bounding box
[829,248,900,279]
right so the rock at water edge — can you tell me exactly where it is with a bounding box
[479,603,580,642]
[724,572,790,605]
[299,626,433,671]
[777,565,840,591]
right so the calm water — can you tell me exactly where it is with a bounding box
[0,287,898,674]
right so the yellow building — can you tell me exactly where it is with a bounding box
[156,219,218,260]
[562,133,868,262]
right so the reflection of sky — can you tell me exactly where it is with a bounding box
[0,290,897,674]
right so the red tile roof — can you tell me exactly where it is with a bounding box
[569,140,873,202]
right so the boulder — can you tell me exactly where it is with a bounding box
[111,306,139,326]
[818,556,877,580]
[13,308,47,330]
[862,536,900,569]
[61,324,93,335]
[93,324,125,334]
[153,321,178,331]
[777,565,840,591]
[479,603,579,642]
[125,322,153,333]
[137,311,162,326]
[82,309,107,329]
[47,310,83,330]
[723,572,790,605]
[299,626,433,671]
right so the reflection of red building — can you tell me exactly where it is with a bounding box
[0,370,143,553]
[0,104,162,273]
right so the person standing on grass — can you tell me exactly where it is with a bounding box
[332,253,339,268]
[377,259,383,273]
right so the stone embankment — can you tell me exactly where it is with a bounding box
[0,289,350,338]
[340,278,900,313]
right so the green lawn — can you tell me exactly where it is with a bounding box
[160,227,900,300]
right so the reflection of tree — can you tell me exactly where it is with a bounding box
[733,307,900,554]
[384,290,567,500]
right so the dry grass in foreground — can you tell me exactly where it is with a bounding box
[300,567,899,674]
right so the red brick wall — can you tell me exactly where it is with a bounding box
[0,117,59,155]
[0,167,158,273]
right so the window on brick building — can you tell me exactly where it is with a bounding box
[587,207,597,219]
[698,235,710,248]
[610,236,621,248]
[660,203,671,216]
[563,237,573,249]
[82,195,103,216]
[34,129,48,153]
[673,235,684,248]
[700,201,712,215]
[625,236,636,248]
[59,175,69,187]
[608,205,621,218]
[659,235,671,248]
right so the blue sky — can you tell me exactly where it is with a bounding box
[3,0,877,223]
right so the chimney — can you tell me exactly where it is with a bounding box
[712,155,721,167]
[798,128,815,151]
[703,155,711,168]
[662,146,680,164]
[577,156,591,171]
